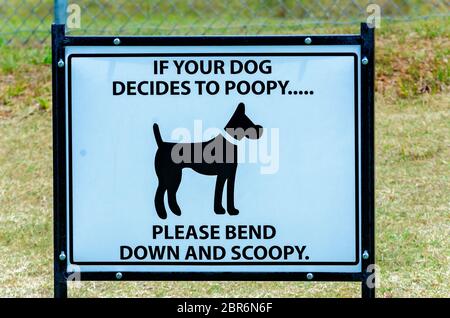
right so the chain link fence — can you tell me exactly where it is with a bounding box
[1,0,449,45]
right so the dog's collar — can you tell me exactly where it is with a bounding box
[222,128,242,145]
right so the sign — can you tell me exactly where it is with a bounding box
[52,24,374,297]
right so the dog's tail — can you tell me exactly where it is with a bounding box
[153,123,163,147]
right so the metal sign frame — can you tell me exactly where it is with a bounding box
[52,23,375,298]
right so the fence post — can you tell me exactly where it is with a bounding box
[54,0,68,24]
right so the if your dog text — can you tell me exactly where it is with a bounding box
[113,58,313,96]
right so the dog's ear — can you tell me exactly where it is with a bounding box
[236,102,245,114]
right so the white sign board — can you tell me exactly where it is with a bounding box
[65,45,361,274]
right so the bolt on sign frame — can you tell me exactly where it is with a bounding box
[52,23,375,298]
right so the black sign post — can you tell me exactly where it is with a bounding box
[52,23,375,299]
[52,23,68,299]
[360,22,376,299]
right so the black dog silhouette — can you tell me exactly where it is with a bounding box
[152,102,263,219]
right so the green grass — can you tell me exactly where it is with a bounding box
[0,17,449,297]
[1,0,448,44]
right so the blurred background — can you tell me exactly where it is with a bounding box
[0,0,448,44]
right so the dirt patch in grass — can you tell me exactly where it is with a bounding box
[377,35,449,100]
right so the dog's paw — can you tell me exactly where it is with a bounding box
[156,211,167,219]
[168,200,182,216]
[227,208,239,215]
[170,205,182,216]
[214,206,226,214]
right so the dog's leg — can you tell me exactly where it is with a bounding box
[214,175,226,214]
[154,148,168,220]
[167,170,182,216]
[226,169,239,215]
[155,184,167,219]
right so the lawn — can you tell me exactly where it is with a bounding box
[0,17,448,297]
